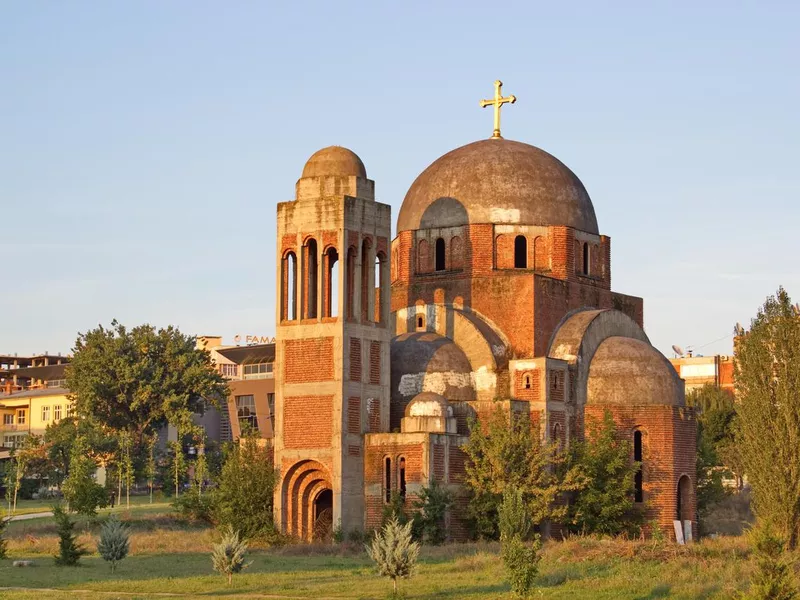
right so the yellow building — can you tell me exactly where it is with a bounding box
[0,354,72,459]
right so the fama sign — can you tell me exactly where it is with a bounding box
[234,335,276,345]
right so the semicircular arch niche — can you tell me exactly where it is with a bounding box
[281,459,332,541]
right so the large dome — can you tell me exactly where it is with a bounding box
[586,337,685,407]
[397,139,598,234]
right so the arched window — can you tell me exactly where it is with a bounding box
[375,253,386,324]
[435,238,445,271]
[384,457,392,503]
[323,247,339,318]
[582,242,590,276]
[303,238,318,319]
[634,430,643,503]
[514,235,527,268]
[346,247,357,320]
[523,374,531,390]
[417,315,425,330]
[361,239,373,322]
[283,251,297,321]
[398,456,407,500]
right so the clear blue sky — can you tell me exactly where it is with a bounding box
[2,1,798,359]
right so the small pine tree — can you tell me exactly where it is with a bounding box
[499,487,541,599]
[743,521,797,600]
[211,526,251,585]
[366,516,420,597]
[0,516,8,560]
[97,516,130,572]
[52,504,87,566]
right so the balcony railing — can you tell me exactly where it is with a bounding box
[0,423,25,432]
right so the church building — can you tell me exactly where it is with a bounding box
[272,82,696,542]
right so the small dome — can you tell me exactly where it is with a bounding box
[587,337,684,407]
[397,139,597,233]
[301,146,366,179]
[405,392,452,418]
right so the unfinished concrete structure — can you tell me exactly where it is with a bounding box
[273,134,696,541]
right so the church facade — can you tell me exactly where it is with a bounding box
[272,101,696,542]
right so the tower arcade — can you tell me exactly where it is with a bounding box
[273,147,392,539]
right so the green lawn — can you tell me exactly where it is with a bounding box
[6,494,167,517]
[0,507,755,599]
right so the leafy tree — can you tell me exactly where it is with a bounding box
[411,479,453,545]
[213,431,278,540]
[52,504,87,566]
[167,438,187,498]
[62,436,108,516]
[44,417,116,489]
[66,320,228,446]
[0,516,8,559]
[734,287,800,548]
[499,487,541,599]
[97,516,130,572]
[743,520,797,600]
[144,432,158,504]
[366,516,420,597]
[6,436,48,513]
[462,406,584,539]
[565,410,642,536]
[211,526,251,585]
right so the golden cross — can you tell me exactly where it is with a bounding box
[480,80,516,139]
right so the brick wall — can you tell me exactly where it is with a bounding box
[369,341,381,384]
[347,397,361,434]
[349,338,361,382]
[284,338,334,383]
[283,395,333,448]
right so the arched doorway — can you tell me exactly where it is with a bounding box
[280,459,333,541]
[313,489,333,542]
[676,475,692,522]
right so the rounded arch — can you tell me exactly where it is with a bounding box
[281,460,333,541]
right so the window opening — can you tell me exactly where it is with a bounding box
[582,242,590,275]
[384,457,392,503]
[305,239,318,319]
[524,374,531,389]
[284,252,297,320]
[514,235,527,268]
[236,395,259,433]
[634,430,643,502]
[361,239,372,321]
[324,247,339,318]
[398,456,407,499]
[346,247,356,320]
[435,238,445,271]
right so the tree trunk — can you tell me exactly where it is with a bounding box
[149,480,153,504]
[228,572,232,585]
[393,578,397,594]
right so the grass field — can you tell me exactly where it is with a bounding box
[0,506,757,599]
[6,494,168,517]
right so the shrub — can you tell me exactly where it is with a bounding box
[52,504,88,566]
[211,526,252,585]
[214,431,278,540]
[366,516,420,597]
[499,487,541,599]
[0,516,8,560]
[411,480,453,545]
[742,520,797,600]
[565,410,642,537]
[173,490,215,524]
[97,516,130,572]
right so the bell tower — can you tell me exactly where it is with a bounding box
[273,146,392,539]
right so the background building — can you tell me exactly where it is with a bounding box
[669,354,734,395]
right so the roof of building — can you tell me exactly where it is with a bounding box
[397,138,598,234]
[301,146,367,179]
[216,344,275,365]
[0,387,69,401]
[586,337,684,407]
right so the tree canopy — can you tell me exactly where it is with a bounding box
[734,287,800,548]
[66,320,228,442]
